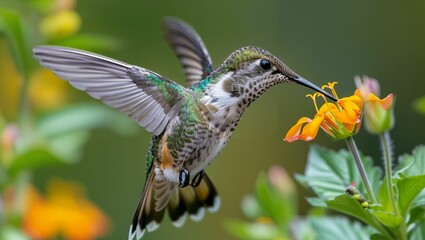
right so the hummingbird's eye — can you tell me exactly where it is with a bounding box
[259,59,272,71]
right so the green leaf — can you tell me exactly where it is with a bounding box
[0,226,29,240]
[413,96,425,116]
[396,145,425,177]
[254,172,296,230]
[290,218,315,240]
[298,145,382,201]
[407,205,425,227]
[224,220,284,240]
[326,194,390,238]
[45,130,89,162]
[377,176,399,213]
[48,33,119,53]
[371,233,392,240]
[372,211,402,228]
[240,195,264,220]
[36,103,139,138]
[397,175,425,217]
[8,147,66,176]
[0,8,31,79]
[410,219,425,240]
[306,197,327,208]
[308,216,374,240]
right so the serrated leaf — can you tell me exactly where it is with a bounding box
[396,145,425,177]
[224,220,284,240]
[308,216,374,240]
[0,8,31,79]
[326,194,390,237]
[299,145,382,201]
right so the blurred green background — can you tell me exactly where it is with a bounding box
[2,0,425,239]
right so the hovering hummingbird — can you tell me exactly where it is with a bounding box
[33,18,336,239]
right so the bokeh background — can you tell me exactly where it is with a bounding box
[1,0,425,239]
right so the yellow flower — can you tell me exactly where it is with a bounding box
[355,76,394,134]
[23,179,110,240]
[28,68,69,110]
[40,10,81,39]
[284,82,363,142]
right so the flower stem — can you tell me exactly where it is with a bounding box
[346,136,378,204]
[379,132,400,216]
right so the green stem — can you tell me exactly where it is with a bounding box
[345,136,378,204]
[380,132,407,240]
[379,132,398,215]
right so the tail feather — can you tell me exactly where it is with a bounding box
[129,170,220,240]
[167,190,187,227]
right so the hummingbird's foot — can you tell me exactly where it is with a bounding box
[179,167,190,188]
[190,170,205,187]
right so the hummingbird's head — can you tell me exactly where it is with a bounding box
[217,46,336,102]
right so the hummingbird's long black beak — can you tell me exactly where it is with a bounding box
[290,76,337,102]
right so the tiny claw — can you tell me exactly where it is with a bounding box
[190,170,205,187]
[179,167,190,188]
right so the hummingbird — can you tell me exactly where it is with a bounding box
[33,18,336,240]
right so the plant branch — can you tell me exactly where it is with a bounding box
[379,131,398,215]
[346,136,378,204]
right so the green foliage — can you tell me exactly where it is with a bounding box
[49,33,119,53]
[224,220,283,240]
[228,145,425,239]
[308,216,374,240]
[253,172,296,230]
[0,2,124,238]
[413,95,425,116]
[226,168,296,238]
[300,145,425,239]
[296,145,382,201]
[0,8,32,79]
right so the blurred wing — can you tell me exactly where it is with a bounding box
[33,46,187,136]
[164,17,214,86]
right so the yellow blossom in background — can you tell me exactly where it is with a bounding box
[284,82,363,142]
[40,9,81,40]
[23,179,110,240]
[28,68,69,110]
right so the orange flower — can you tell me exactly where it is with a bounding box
[284,82,363,142]
[23,179,110,240]
[355,76,394,134]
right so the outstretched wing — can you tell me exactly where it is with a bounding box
[33,45,187,136]
[163,17,214,86]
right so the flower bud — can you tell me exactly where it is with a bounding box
[355,76,395,134]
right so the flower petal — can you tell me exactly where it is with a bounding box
[299,113,324,141]
[284,117,311,142]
